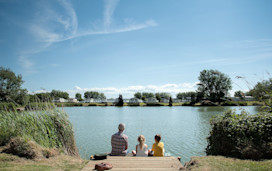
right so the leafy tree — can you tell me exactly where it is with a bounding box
[50,90,69,99]
[234,91,245,100]
[115,94,124,106]
[251,78,272,100]
[134,92,142,99]
[155,92,171,102]
[169,97,173,106]
[197,69,232,103]
[176,91,197,101]
[75,93,83,101]
[142,92,155,101]
[245,90,254,96]
[84,91,106,99]
[0,67,28,105]
[35,93,52,102]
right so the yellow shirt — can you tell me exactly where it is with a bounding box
[152,142,164,157]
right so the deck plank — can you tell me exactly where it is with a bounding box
[81,156,184,171]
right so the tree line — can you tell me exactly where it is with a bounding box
[0,66,271,105]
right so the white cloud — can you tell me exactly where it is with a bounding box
[66,83,198,98]
[18,0,157,74]
[104,0,119,29]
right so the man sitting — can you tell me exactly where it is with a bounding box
[111,123,128,156]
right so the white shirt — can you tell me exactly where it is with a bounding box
[136,144,148,157]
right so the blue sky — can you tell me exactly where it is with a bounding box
[1,0,272,98]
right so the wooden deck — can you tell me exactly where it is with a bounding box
[81,156,184,170]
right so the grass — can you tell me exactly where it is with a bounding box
[0,153,88,171]
[185,156,272,171]
[0,108,78,156]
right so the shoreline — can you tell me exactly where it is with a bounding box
[54,101,263,107]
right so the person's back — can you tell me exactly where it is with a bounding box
[136,144,148,157]
[152,134,164,157]
[111,123,128,156]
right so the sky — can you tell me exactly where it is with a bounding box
[0,0,272,98]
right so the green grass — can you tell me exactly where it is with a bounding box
[0,108,78,156]
[186,156,272,171]
[0,153,88,171]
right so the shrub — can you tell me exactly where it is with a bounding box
[206,110,272,160]
[182,102,191,106]
[127,103,140,106]
[222,101,248,106]
[145,103,164,106]
[0,109,78,156]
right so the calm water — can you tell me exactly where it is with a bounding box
[63,106,259,163]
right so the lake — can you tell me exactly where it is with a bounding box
[63,106,259,163]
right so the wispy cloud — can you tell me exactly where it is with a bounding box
[17,0,157,74]
[104,0,119,30]
[31,0,157,44]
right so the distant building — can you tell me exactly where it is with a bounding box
[145,97,158,103]
[245,96,255,101]
[107,98,118,103]
[122,99,130,103]
[53,98,67,103]
[94,98,107,103]
[179,97,192,102]
[230,96,255,101]
[160,98,169,103]
[68,98,78,103]
[129,98,143,103]
[85,98,94,103]
[173,98,181,103]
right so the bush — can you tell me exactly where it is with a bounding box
[206,110,272,160]
[127,103,140,106]
[222,101,248,106]
[145,103,164,106]
[182,102,191,106]
[0,109,78,156]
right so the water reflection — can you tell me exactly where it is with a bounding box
[64,106,258,164]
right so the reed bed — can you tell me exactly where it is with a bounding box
[0,107,78,156]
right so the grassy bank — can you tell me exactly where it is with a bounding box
[0,108,78,157]
[0,153,87,171]
[185,156,272,171]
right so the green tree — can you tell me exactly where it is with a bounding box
[84,91,106,99]
[0,67,28,105]
[75,93,83,101]
[251,78,272,100]
[197,69,232,103]
[169,97,173,106]
[234,91,245,100]
[50,90,69,99]
[155,92,171,102]
[115,94,124,106]
[35,93,52,102]
[176,92,197,101]
[134,92,142,99]
[142,92,154,101]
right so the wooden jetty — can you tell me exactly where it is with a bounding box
[81,156,184,170]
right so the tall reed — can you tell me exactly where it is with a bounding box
[0,107,78,156]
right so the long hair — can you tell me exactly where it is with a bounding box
[138,135,145,150]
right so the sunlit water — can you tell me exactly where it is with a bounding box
[63,106,259,164]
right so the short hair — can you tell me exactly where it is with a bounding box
[155,134,161,142]
[118,123,125,131]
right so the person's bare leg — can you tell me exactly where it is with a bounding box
[132,150,136,156]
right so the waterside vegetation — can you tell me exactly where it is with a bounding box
[0,108,78,158]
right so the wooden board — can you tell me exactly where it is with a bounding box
[81,156,184,170]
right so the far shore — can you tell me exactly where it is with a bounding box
[54,101,263,107]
